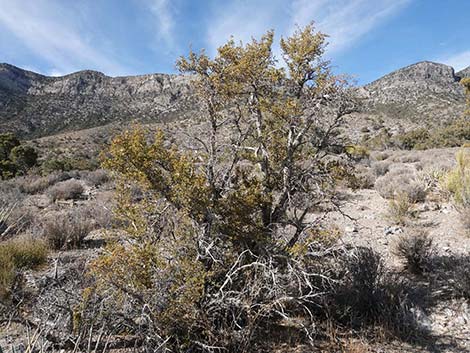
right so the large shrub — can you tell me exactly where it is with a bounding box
[84,24,359,352]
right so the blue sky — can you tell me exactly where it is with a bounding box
[0,0,469,84]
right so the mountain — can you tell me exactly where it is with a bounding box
[0,61,468,139]
[0,63,196,138]
[361,61,466,124]
[457,66,470,78]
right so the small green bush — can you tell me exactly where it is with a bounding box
[0,133,38,179]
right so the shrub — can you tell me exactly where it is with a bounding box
[15,172,71,194]
[345,145,370,161]
[388,192,415,225]
[396,120,470,150]
[41,208,95,250]
[0,237,48,298]
[83,169,109,187]
[442,148,470,230]
[375,167,427,202]
[443,148,470,206]
[10,145,38,174]
[332,247,422,338]
[394,231,434,275]
[372,160,391,176]
[398,128,431,150]
[41,156,99,175]
[47,179,84,201]
[0,133,38,179]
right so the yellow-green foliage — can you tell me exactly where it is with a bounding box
[89,23,350,349]
[90,211,206,331]
[443,148,470,206]
[0,237,48,298]
[388,192,415,225]
[345,145,370,161]
[462,78,470,117]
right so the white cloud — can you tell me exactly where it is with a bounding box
[437,50,470,71]
[206,0,411,59]
[0,0,128,75]
[147,0,175,45]
[291,0,411,55]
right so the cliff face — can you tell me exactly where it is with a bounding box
[362,61,466,123]
[0,61,468,138]
[0,63,196,137]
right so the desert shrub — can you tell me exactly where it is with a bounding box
[41,208,95,250]
[443,148,470,205]
[15,172,71,194]
[10,144,38,174]
[394,231,434,275]
[47,179,84,201]
[41,156,98,175]
[345,145,370,161]
[375,167,427,202]
[398,128,431,150]
[372,160,391,176]
[82,169,109,187]
[331,247,422,338]
[388,192,415,225]
[442,148,470,229]
[0,237,48,298]
[0,133,38,179]
[396,120,470,150]
[83,25,363,352]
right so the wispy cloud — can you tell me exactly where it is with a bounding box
[147,0,176,46]
[206,0,411,58]
[290,0,411,55]
[0,0,128,75]
[437,50,470,71]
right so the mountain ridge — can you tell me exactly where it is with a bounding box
[0,61,468,139]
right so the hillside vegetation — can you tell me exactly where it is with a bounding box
[1,24,470,353]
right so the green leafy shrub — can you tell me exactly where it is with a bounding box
[345,145,370,161]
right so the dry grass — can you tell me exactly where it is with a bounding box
[0,236,48,298]
[387,193,415,225]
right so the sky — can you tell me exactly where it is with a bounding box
[0,0,469,84]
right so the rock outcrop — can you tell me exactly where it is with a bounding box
[0,63,196,138]
[362,61,466,123]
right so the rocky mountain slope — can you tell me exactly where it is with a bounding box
[0,61,469,138]
[361,61,467,124]
[0,63,196,138]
